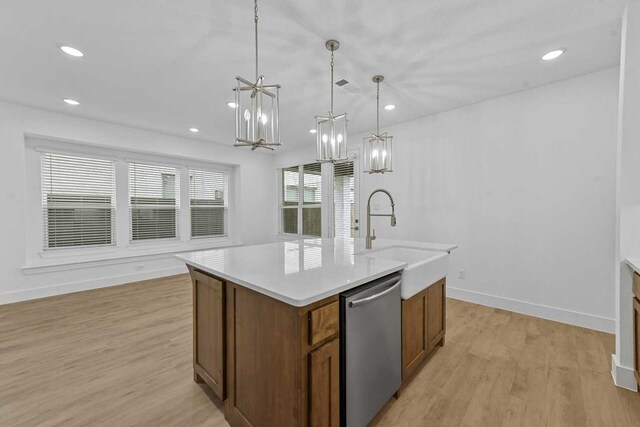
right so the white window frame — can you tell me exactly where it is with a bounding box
[279,163,325,238]
[24,135,237,270]
[40,152,117,250]
[189,167,230,240]
[128,160,182,243]
[277,155,360,240]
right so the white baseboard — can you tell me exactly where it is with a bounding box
[0,265,188,305]
[447,286,615,333]
[611,354,638,391]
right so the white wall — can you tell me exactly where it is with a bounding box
[618,0,640,261]
[274,69,619,332]
[613,0,640,391]
[0,101,277,304]
[351,68,619,332]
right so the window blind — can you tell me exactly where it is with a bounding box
[333,161,355,238]
[303,163,322,205]
[281,166,299,234]
[302,163,322,237]
[129,162,180,241]
[189,169,228,238]
[41,153,115,249]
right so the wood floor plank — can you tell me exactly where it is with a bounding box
[580,369,628,427]
[618,386,640,426]
[501,395,529,427]
[545,366,587,427]
[460,357,518,426]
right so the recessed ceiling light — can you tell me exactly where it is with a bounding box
[227,102,238,108]
[59,45,84,58]
[384,104,396,111]
[542,49,566,61]
[309,129,317,134]
[63,98,80,106]
[189,128,200,133]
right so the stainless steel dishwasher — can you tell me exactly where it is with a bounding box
[340,272,402,427]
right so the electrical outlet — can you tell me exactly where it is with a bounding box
[458,270,466,280]
[135,264,144,271]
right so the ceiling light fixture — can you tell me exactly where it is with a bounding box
[189,128,200,133]
[227,102,238,108]
[316,39,348,163]
[363,75,393,174]
[233,0,282,151]
[63,98,80,106]
[384,104,396,111]
[59,45,84,57]
[309,129,317,134]
[542,49,566,61]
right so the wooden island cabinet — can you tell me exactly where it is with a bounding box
[188,266,446,426]
[188,266,340,427]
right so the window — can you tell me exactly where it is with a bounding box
[28,137,239,268]
[41,153,116,249]
[302,163,322,236]
[282,166,299,234]
[280,163,322,237]
[333,161,355,238]
[190,169,228,238]
[279,160,359,239]
[129,162,180,241]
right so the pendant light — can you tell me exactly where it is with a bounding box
[233,0,282,150]
[363,75,393,173]
[316,39,348,163]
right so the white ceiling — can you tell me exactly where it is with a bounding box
[0,0,626,152]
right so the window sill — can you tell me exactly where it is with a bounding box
[22,238,239,274]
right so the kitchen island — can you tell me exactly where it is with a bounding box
[177,238,456,427]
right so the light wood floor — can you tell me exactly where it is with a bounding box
[1,275,639,426]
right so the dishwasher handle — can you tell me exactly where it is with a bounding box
[348,279,401,308]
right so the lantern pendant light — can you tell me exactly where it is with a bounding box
[316,40,348,163]
[233,0,282,150]
[363,75,393,173]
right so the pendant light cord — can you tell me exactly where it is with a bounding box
[254,0,259,81]
[330,49,334,115]
[376,81,380,135]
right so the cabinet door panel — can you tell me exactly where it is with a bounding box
[427,280,446,352]
[191,269,225,399]
[401,291,427,380]
[309,339,340,427]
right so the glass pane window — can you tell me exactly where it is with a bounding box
[41,153,115,249]
[302,207,321,236]
[303,163,322,205]
[190,169,228,238]
[129,162,180,241]
[281,163,322,237]
[333,161,355,238]
[282,208,298,234]
[282,166,299,207]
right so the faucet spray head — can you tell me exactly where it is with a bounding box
[391,214,397,227]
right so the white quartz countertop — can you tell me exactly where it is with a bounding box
[177,237,457,307]
[626,259,640,275]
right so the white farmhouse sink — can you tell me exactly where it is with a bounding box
[363,247,449,300]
